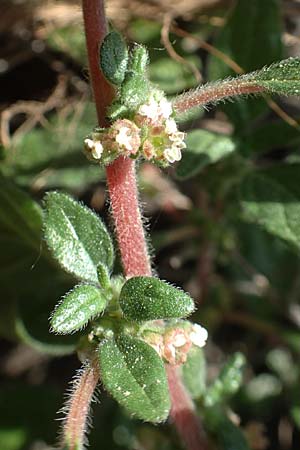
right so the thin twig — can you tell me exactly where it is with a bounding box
[161,14,202,84]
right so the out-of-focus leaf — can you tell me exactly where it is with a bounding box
[176,130,236,180]
[0,382,62,449]
[99,334,170,423]
[245,373,282,402]
[1,102,102,190]
[181,347,206,399]
[47,24,87,64]
[204,353,245,407]
[239,165,300,249]
[205,407,250,450]
[43,191,114,283]
[0,178,77,354]
[208,0,282,129]
[149,56,200,94]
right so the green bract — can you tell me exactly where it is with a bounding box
[99,334,170,422]
[50,284,107,334]
[119,276,195,322]
[43,192,114,283]
[100,31,128,85]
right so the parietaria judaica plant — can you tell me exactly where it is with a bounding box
[43,25,300,450]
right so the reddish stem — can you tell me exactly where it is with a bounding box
[62,363,99,450]
[166,365,209,450]
[106,157,151,277]
[82,1,207,449]
[173,79,264,114]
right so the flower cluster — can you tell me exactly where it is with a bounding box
[84,93,186,166]
[144,322,208,365]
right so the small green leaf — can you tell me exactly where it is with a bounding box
[181,347,206,399]
[176,130,236,180]
[120,73,150,110]
[97,262,111,291]
[204,353,245,407]
[252,57,300,96]
[43,192,114,283]
[128,45,149,75]
[99,334,170,423]
[119,276,195,322]
[50,284,107,334]
[100,31,129,85]
[239,165,300,249]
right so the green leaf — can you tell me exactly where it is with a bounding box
[252,57,300,96]
[239,165,300,249]
[181,347,206,399]
[208,0,282,129]
[176,130,236,180]
[204,353,245,407]
[43,191,114,283]
[47,24,87,64]
[50,284,107,334]
[99,334,170,423]
[119,276,195,322]
[205,407,250,450]
[100,31,129,85]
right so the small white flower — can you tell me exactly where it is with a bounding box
[165,118,178,135]
[84,138,94,150]
[91,141,104,159]
[173,333,188,347]
[164,146,182,163]
[138,97,160,121]
[158,97,173,119]
[116,126,133,151]
[84,138,103,160]
[190,324,208,348]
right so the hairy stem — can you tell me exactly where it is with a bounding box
[166,365,209,450]
[106,157,152,277]
[62,362,99,450]
[82,1,207,449]
[173,78,264,114]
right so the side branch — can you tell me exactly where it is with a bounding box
[62,362,99,450]
[173,79,264,114]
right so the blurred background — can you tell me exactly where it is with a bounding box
[1,1,300,449]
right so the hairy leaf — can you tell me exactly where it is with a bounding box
[99,334,170,423]
[50,284,107,334]
[119,276,195,322]
[43,192,114,283]
[100,31,128,85]
[251,57,300,95]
